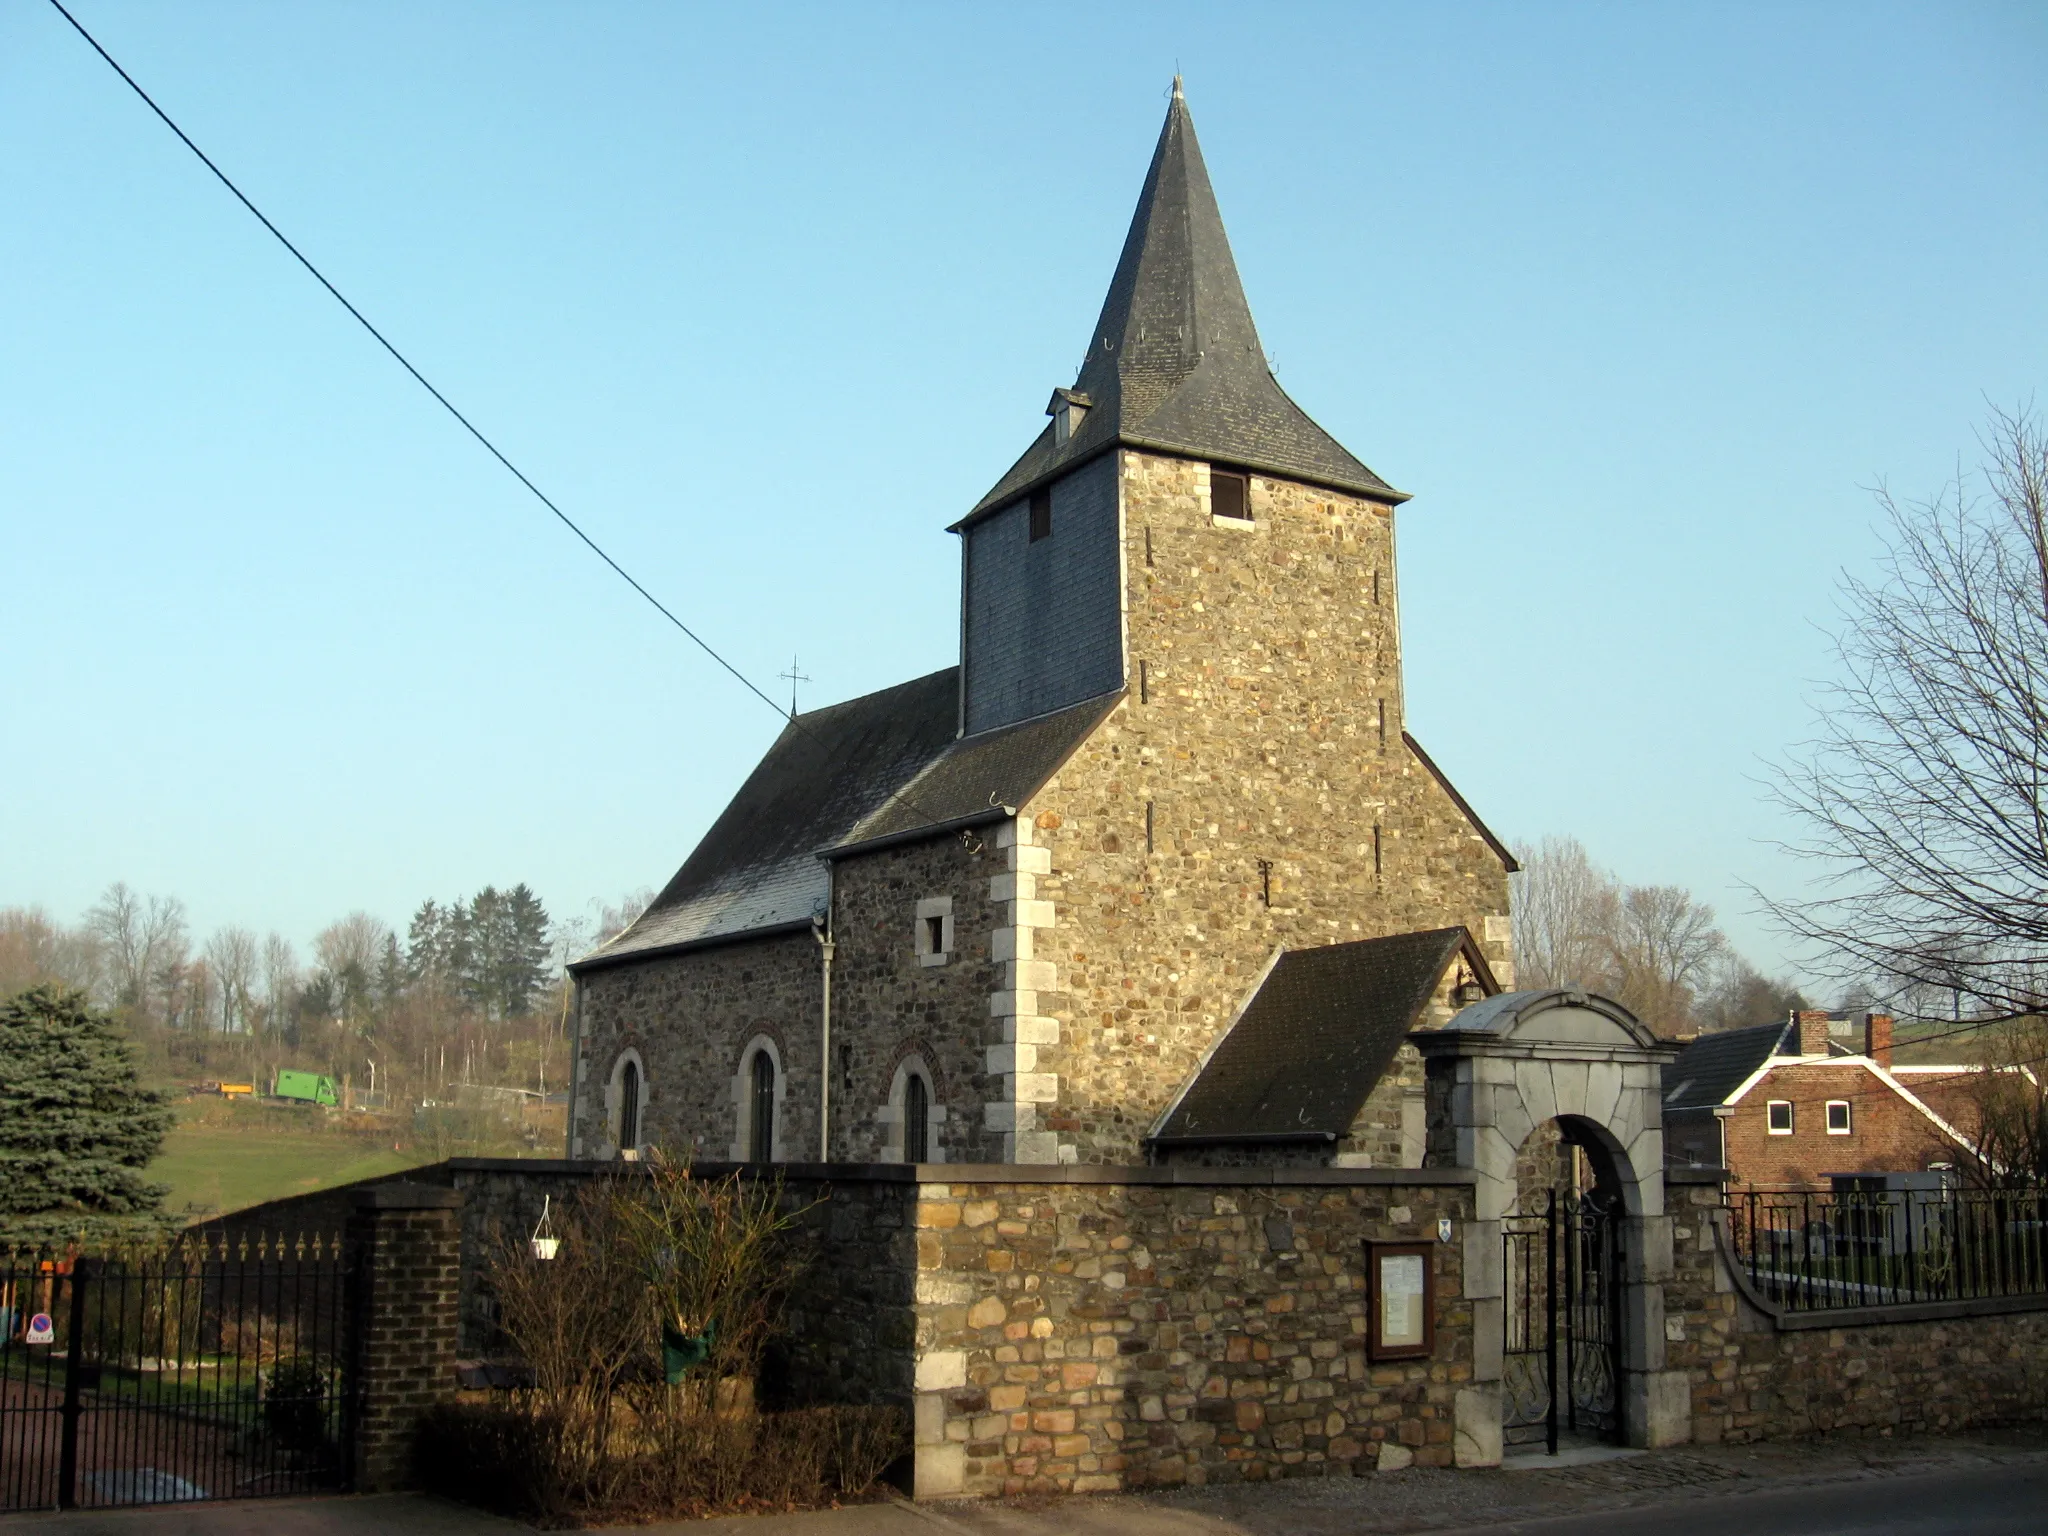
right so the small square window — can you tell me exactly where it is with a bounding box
[1211,469,1249,522]
[1826,1100,1852,1135]
[1767,1100,1794,1135]
[914,896,953,966]
[1028,487,1052,542]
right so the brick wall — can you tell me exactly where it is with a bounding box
[346,1183,463,1492]
[1664,1174,2048,1442]
[1723,1062,1956,1190]
[908,1167,1476,1496]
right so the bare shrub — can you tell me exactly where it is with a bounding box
[443,1156,895,1525]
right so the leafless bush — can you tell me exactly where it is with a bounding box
[444,1155,892,1524]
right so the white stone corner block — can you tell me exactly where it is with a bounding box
[914,1350,966,1392]
[1005,959,1057,992]
[986,1043,1038,1076]
[1009,1072,1059,1104]
[1009,844,1052,874]
[988,990,1039,1018]
[1003,1015,1061,1045]
[914,1442,966,1499]
[1453,1385,1503,1468]
[982,1102,1034,1133]
[988,872,1036,903]
[1010,1130,1060,1164]
[1012,900,1055,930]
[989,927,1032,963]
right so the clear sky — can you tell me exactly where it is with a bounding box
[3,2,2043,976]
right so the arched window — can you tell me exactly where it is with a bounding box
[886,1054,942,1164]
[904,1071,930,1164]
[749,1051,776,1164]
[619,1059,641,1151]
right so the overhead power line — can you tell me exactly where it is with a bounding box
[46,0,974,852]
[45,0,793,723]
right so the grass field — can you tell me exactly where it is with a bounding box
[150,1101,429,1222]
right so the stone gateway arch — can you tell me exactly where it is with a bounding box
[1414,989,1692,1460]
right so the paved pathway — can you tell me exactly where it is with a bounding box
[2,1429,2043,1536]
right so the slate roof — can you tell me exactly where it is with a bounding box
[962,83,1401,524]
[573,671,1118,971]
[1151,929,1488,1145]
[1662,1020,1794,1113]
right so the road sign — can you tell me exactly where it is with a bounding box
[25,1312,54,1345]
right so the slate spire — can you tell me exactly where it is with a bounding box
[965,83,1401,521]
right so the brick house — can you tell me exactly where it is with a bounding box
[1664,1010,1986,1188]
[565,84,1516,1169]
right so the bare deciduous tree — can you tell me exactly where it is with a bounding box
[1767,406,2048,1019]
[1514,837,1771,1035]
[205,926,260,1035]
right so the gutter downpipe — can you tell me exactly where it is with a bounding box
[814,866,836,1163]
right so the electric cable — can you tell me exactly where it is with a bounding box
[45,0,975,848]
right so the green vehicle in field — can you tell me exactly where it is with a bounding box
[272,1069,339,1107]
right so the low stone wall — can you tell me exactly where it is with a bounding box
[908,1167,1477,1496]
[1664,1171,2048,1443]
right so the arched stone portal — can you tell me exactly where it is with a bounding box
[1413,990,1691,1464]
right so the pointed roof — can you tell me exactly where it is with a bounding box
[965,82,1402,522]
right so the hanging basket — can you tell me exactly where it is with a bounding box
[529,1195,560,1261]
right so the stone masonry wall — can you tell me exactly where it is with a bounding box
[1663,1173,2048,1442]
[910,1169,1477,1496]
[573,929,821,1161]
[828,832,1005,1164]
[1021,451,1514,1163]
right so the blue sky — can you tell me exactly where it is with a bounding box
[3,2,2043,976]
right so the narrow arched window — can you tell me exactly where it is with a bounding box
[750,1051,776,1163]
[619,1059,641,1151]
[904,1072,930,1164]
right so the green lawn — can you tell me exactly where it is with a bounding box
[152,1117,426,1222]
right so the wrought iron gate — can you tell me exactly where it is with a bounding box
[0,1235,351,1511]
[1501,1190,1621,1452]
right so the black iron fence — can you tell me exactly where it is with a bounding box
[0,1234,351,1512]
[1725,1186,2048,1312]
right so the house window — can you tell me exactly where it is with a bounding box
[914,896,954,966]
[1826,1100,1853,1135]
[1029,486,1052,542]
[1767,1100,1794,1135]
[749,1051,776,1163]
[904,1073,930,1163]
[618,1058,641,1151]
[1210,469,1250,522]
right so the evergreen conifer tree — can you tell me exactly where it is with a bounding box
[0,986,173,1246]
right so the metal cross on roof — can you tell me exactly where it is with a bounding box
[779,655,811,719]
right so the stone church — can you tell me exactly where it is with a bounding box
[566,85,1516,1169]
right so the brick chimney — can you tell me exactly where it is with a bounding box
[1865,1012,1894,1070]
[1796,1010,1832,1057]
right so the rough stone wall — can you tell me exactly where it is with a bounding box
[1663,1174,2048,1442]
[1723,1063,1957,1190]
[826,834,1004,1164]
[909,1170,1476,1496]
[1022,451,1514,1164]
[573,930,821,1162]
